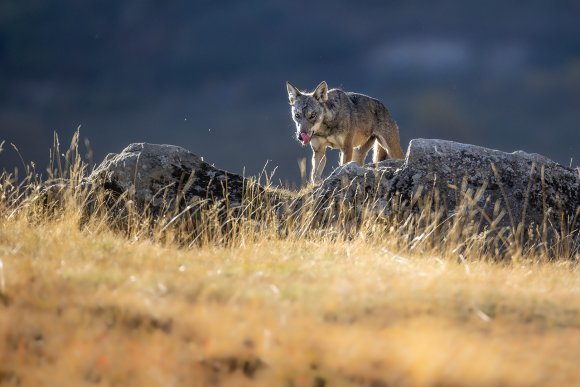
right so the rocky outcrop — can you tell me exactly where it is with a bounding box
[87,139,579,239]
[311,139,579,232]
[88,143,282,215]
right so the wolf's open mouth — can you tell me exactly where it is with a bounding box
[299,132,311,144]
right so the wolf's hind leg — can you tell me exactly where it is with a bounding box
[339,146,353,165]
[375,126,404,160]
[353,137,375,165]
[372,141,389,163]
[378,121,405,159]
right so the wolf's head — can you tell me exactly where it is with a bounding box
[286,81,328,145]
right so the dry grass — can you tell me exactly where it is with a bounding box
[0,135,579,386]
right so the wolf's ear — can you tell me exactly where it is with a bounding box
[286,81,301,105]
[313,81,328,103]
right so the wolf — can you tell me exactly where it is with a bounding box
[286,81,405,183]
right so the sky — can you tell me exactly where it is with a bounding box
[1,0,579,185]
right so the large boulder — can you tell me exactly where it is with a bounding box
[312,139,579,234]
[88,143,276,214]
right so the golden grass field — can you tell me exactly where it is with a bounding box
[0,138,579,386]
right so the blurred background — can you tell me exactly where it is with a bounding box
[1,0,579,186]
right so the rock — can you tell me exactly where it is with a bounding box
[88,143,274,214]
[85,143,290,237]
[311,139,579,235]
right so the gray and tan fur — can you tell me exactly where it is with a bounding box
[287,81,405,183]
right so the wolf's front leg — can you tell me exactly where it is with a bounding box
[311,148,327,183]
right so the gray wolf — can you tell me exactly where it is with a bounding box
[286,81,405,183]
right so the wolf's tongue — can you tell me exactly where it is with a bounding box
[300,132,311,144]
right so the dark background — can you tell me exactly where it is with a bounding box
[1,0,579,186]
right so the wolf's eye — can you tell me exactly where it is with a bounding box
[310,112,317,119]
[294,113,300,119]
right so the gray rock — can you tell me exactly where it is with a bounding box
[312,139,579,235]
[89,143,269,214]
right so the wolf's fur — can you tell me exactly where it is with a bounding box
[287,81,405,183]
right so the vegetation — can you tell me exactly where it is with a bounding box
[0,136,578,386]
